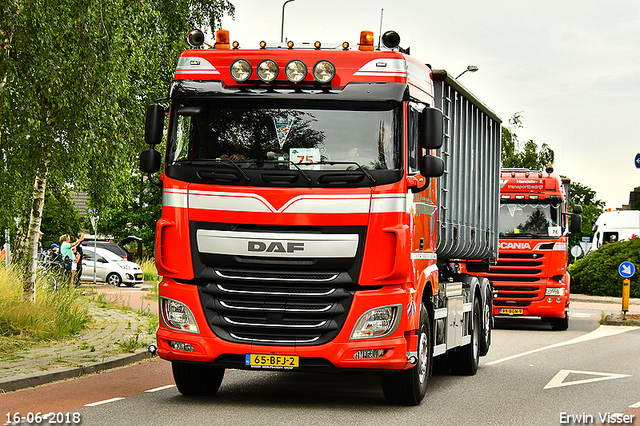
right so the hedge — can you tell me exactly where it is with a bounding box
[569,237,640,298]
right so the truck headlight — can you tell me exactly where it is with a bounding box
[545,287,565,296]
[161,297,199,333]
[350,305,401,340]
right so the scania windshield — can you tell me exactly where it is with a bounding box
[499,201,562,238]
[164,98,402,187]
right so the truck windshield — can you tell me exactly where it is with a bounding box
[166,99,401,171]
[499,202,562,238]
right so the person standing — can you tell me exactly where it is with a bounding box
[73,234,84,286]
[60,233,84,284]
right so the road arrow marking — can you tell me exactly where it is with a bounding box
[544,370,630,389]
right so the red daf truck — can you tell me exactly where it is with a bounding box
[477,167,582,330]
[140,29,501,405]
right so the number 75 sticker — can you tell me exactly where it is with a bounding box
[290,148,320,164]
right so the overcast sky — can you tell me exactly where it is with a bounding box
[218,0,640,208]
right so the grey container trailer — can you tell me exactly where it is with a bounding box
[432,70,502,263]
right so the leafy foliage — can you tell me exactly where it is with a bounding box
[569,238,640,298]
[567,181,605,254]
[501,112,554,170]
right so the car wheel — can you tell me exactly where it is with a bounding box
[107,273,122,287]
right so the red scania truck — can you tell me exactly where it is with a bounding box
[140,29,501,405]
[476,167,582,330]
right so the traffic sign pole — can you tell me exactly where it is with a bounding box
[622,279,630,320]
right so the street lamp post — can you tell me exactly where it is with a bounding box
[281,0,296,43]
[456,65,479,79]
[89,210,99,284]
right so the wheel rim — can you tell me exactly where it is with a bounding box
[418,329,429,384]
[108,274,120,285]
[483,302,491,345]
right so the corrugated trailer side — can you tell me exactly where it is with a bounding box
[432,69,502,262]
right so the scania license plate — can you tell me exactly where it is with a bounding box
[499,308,524,315]
[246,354,299,370]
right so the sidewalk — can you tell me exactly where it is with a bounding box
[0,291,638,394]
[0,283,157,393]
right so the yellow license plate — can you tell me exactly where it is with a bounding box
[499,308,524,315]
[246,354,299,369]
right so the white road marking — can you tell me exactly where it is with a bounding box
[145,384,177,392]
[544,370,631,389]
[487,325,636,365]
[631,401,640,408]
[84,397,125,407]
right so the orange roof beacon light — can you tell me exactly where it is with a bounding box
[314,41,321,50]
[215,29,230,50]
[342,41,350,51]
[287,40,295,49]
[232,41,240,50]
[259,40,267,49]
[358,31,374,51]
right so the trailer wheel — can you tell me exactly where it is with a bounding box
[479,283,492,357]
[549,314,569,331]
[453,298,480,375]
[172,361,225,396]
[382,303,431,406]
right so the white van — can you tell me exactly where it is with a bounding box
[591,210,640,252]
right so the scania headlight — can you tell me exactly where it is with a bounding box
[285,60,307,83]
[313,60,335,83]
[257,59,278,82]
[350,305,401,339]
[545,287,565,296]
[161,297,199,333]
[230,59,252,82]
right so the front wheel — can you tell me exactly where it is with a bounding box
[549,314,569,331]
[172,362,225,396]
[106,273,122,287]
[382,303,431,406]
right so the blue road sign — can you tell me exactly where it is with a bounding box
[619,261,636,278]
[636,153,640,169]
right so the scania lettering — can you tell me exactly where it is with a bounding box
[475,167,582,330]
[140,29,501,405]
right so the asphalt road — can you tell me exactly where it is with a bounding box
[5,306,639,426]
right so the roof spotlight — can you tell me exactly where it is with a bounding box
[381,31,400,48]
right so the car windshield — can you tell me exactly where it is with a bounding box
[166,99,401,171]
[499,202,562,238]
[87,248,125,262]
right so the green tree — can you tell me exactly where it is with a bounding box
[1,0,234,301]
[567,181,605,257]
[502,112,554,170]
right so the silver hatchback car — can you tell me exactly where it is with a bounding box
[80,246,144,287]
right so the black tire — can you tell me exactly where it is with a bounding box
[453,298,480,376]
[479,282,492,357]
[172,361,225,396]
[106,273,122,287]
[382,303,431,406]
[549,314,569,331]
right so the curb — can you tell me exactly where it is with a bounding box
[603,313,640,327]
[0,349,154,393]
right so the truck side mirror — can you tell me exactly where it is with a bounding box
[145,103,165,145]
[420,107,443,150]
[420,154,444,178]
[140,148,161,174]
[570,214,582,234]
[573,204,583,214]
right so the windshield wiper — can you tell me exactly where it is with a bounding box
[287,161,312,184]
[318,161,377,184]
[220,159,250,182]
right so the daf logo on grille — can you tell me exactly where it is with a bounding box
[248,241,304,253]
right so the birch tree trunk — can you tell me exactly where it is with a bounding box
[23,171,47,302]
